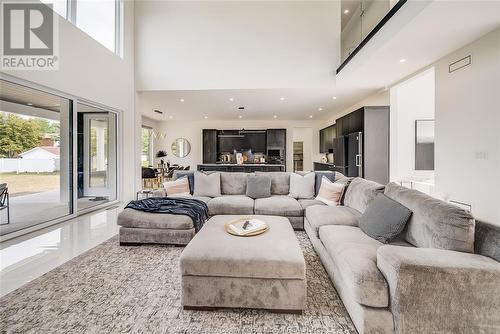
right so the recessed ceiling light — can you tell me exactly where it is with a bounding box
[168,115,173,119]
[179,98,185,102]
[238,115,243,119]
[309,115,313,118]
[229,97,234,102]
[280,97,285,101]
[344,9,349,14]
[399,58,407,63]
[273,115,278,119]
[318,107,323,111]
[204,115,208,119]
[27,103,33,106]
[332,96,337,100]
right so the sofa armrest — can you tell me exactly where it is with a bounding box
[151,188,166,197]
[377,245,500,333]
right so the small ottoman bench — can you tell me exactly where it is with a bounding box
[117,208,195,246]
[179,215,306,313]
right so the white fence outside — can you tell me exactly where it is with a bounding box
[0,158,60,173]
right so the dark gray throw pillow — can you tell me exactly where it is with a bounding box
[246,174,271,199]
[314,171,336,196]
[359,193,413,244]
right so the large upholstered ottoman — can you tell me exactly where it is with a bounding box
[179,215,306,313]
[117,208,195,246]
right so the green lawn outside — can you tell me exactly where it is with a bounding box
[0,172,60,197]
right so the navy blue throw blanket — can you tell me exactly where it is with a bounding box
[126,197,209,232]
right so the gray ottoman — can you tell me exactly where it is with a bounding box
[179,215,306,313]
[117,208,195,246]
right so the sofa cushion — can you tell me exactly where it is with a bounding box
[193,172,221,197]
[193,196,212,204]
[254,195,302,217]
[319,225,389,308]
[207,195,254,216]
[298,199,325,210]
[288,172,315,199]
[314,171,336,196]
[315,177,346,206]
[256,172,290,195]
[117,208,194,230]
[246,174,271,199]
[173,170,195,194]
[163,177,191,198]
[220,172,248,195]
[359,193,413,244]
[384,182,475,253]
[343,177,384,213]
[305,205,361,238]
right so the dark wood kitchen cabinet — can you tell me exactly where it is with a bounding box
[266,129,286,148]
[202,129,218,163]
[319,124,336,153]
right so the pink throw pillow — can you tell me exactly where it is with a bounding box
[315,176,345,206]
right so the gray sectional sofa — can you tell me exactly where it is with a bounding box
[126,170,500,333]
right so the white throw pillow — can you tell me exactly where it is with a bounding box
[315,176,345,206]
[288,172,315,199]
[193,172,221,197]
[163,177,192,198]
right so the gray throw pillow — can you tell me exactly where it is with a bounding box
[314,171,336,196]
[359,193,413,244]
[246,174,271,199]
[193,172,221,197]
[288,172,315,199]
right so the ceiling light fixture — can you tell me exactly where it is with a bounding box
[318,107,323,111]
[238,115,243,119]
[399,58,407,63]
[280,97,285,101]
[179,98,185,102]
[169,115,173,119]
[229,97,234,102]
[204,115,208,119]
[27,103,33,106]
[273,115,278,119]
[344,9,349,14]
[309,115,313,118]
[332,96,337,100]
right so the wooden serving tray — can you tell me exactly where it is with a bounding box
[224,218,269,237]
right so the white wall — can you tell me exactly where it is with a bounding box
[390,68,435,182]
[325,90,390,124]
[154,120,325,172]
[2,1,137,201]
[135,1,339,90]
[434,28,500,225]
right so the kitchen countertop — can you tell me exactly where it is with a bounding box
[198,163,285,167]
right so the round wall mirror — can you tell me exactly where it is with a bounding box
[171,138,191,158]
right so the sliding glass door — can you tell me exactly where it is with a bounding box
[0,80,73,235]
[77,103,117,210]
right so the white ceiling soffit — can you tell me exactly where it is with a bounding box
[135,1,340,91]
[336,0,500,92]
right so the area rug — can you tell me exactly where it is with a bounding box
[0,232,356,334]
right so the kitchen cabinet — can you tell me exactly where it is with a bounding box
[202,129,218,163]
[266,129,286,148]
[319,124,336,153]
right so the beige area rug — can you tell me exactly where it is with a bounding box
[0,232,356,334]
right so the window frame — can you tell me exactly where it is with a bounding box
[141,125,154,168]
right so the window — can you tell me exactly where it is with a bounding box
[41,0,121,54]
[76,0,117,53]
[141,127,153,167]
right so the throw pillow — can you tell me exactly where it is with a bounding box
[314,171,336,196]
[193,172,221,197]
[246,174,271,199]
[315,176,345,206]
[173,170,194,194]
[359,193,413,244]
[288,172,315,199]
[163,177,191,198]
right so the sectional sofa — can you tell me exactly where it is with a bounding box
[121,170,500,334]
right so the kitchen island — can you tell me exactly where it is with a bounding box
[197,163,285,172]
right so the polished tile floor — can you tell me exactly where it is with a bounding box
[0,206,121,297]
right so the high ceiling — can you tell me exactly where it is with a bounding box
[137,1,500,122]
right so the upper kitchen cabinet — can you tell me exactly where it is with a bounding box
[266,129,286,148]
